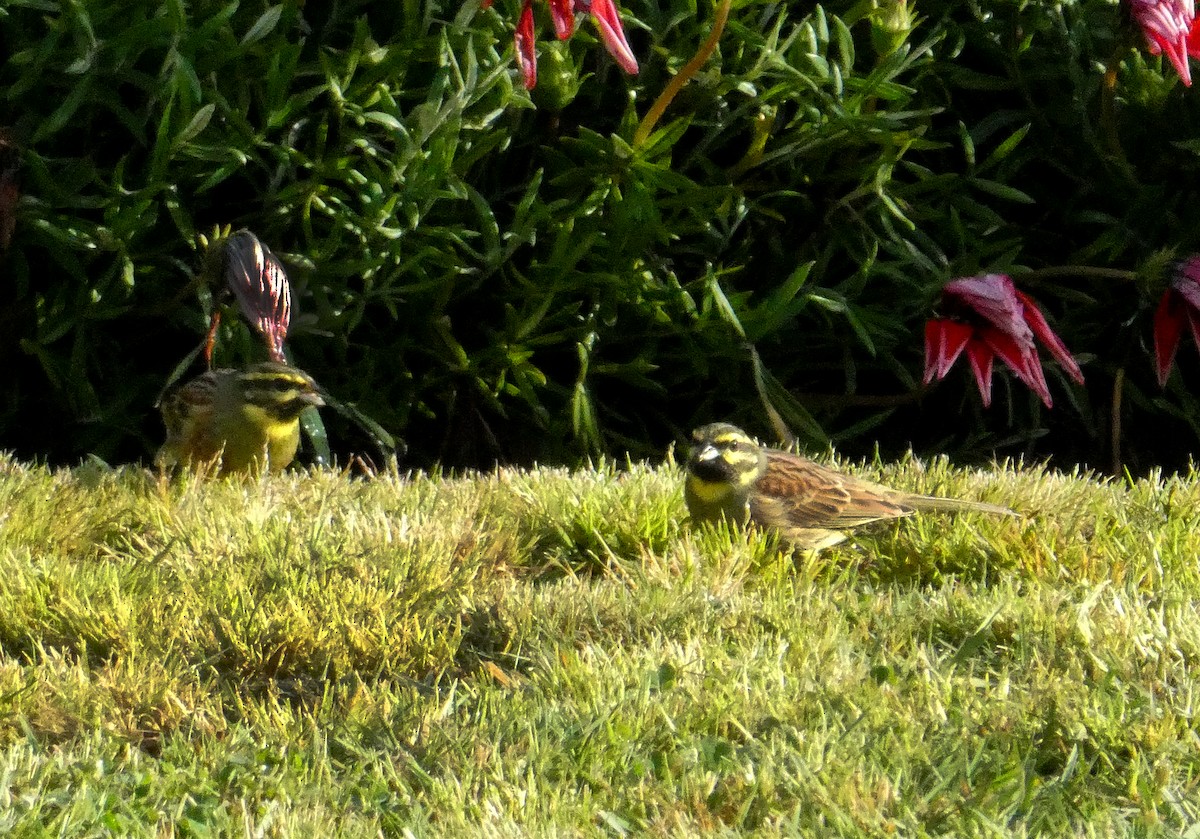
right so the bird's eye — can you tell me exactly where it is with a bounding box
[727,440,739,451]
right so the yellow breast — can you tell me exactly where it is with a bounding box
[686,475,734,504]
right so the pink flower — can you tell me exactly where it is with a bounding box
[514,0,538,89]
[923,273,1084,409]
[548,0,575,38]
[1129,0,1197,85]
[223,230,292,364]
[485,0,639,90]
[585,0,640,76]
[1152,256,1200,386]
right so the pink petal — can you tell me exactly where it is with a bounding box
[1161,257,1200,384]
[588,0,639,75]
[548,0,576,39]
[258,258,291,363]
[943,274,1032,344]
[965,339,995,408]
[1154,289,1185,388]
[1188,12,1200,57]
[224,231,292,364]
[1130,0,1195,85]
[1016,290,1084,386]
[1172,256,1200,310]
[515,0,538,89]
[923,319,973,384]
[1176,253,1200,282]
[981,326,1053,409]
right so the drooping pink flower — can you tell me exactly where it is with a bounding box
[514,0,538,89]
[1188,13,1200,55]
[923,274,1084,409]
[585,0,640,75]
[548,0,576,38]
[1152,255,1200,386]
[486,0,639,90]
[223,230,292,364]
[1129,0,1196,85]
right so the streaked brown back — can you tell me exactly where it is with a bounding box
[751,449,915,530]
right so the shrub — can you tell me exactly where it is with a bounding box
[0,0,1197,471]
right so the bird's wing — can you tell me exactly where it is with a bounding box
[159,372,222,461]
[753,449,915,529]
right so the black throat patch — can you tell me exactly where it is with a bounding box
[690,458,733,483]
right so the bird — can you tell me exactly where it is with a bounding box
[156,362,325,475]
[684,422,1016,551]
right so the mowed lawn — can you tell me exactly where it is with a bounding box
[0,451,1197,837]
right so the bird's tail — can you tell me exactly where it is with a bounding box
[904,494,1018,517]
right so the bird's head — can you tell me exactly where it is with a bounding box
[237,362,325,422]
[686,423,765,491]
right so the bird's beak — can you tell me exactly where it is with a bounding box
[301,391,326,408]
[691,444,720,465]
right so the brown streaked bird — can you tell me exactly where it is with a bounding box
[684,422,1016,551]
[157,362,324,475]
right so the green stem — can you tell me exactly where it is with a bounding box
[1100,43,1138,181]
[1111,367,1125,476]
[1019,266,1139,284]
[632,0,732,149]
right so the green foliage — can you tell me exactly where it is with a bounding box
[2,459,1200,833]
[2,0,1200,468]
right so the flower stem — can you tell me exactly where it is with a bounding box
[1099,43,1137,181]
[1111,367,1125,476]
[632,0,732,148]
[1019,266,1139,284]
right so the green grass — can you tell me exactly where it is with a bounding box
[0,452,1198,837]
